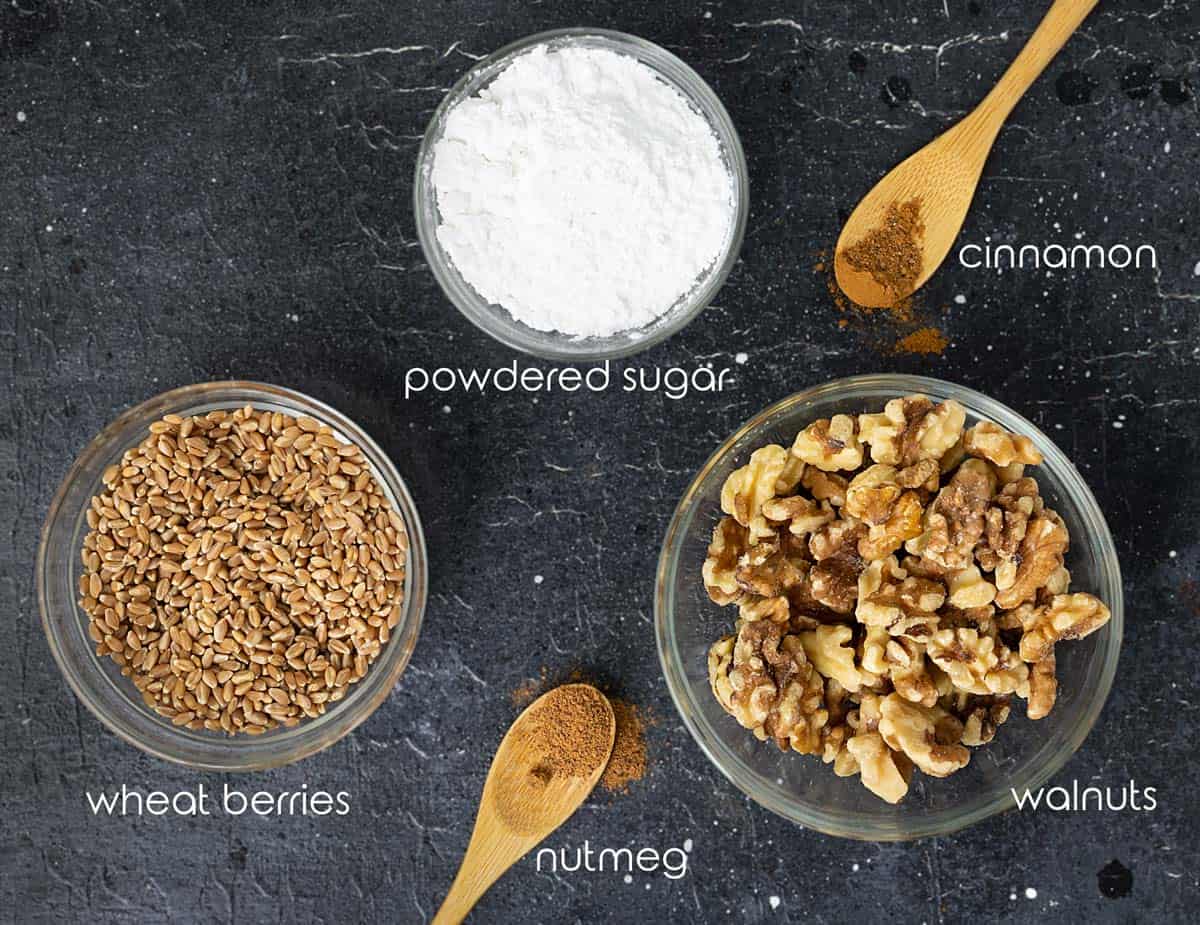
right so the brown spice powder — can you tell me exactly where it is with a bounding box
[840,198,925,303]
[893,326,949,355]
[599,699,648,793]
[510,677,541,709]
[816,245,948,353]
[510,671,651,793]
[817,248,915,322]
[521,684,614,781]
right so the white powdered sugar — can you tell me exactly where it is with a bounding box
[431,44,735,338]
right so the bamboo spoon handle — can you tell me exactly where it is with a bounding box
[973,0,1099,128]
[432,826,529,924]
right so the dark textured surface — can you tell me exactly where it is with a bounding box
[3,1,1199,922]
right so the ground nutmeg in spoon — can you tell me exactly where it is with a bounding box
[520,684,615,783]
[79,406,408,734]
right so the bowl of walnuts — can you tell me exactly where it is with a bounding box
[655,374,1122,840]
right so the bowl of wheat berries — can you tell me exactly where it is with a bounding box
[38,381,427,771]
[655,374,1122,840]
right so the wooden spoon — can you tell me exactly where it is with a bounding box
[834,0,1099,308]
[432,684,616,924]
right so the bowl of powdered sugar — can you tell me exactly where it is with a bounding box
[415,28,748,360]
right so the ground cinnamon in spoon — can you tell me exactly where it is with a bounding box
[840,198,925,304]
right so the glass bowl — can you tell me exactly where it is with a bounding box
[655,374,1123,840]
[413,27,749,361]
[37,381,428,771]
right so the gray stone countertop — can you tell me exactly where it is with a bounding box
[2,1,1198,922]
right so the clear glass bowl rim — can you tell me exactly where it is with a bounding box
[36,381,428,771]
[413,26,750,362]
[654,373,1123,840]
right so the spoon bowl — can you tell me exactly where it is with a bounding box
[835,0,1099,308]
[835,123,987,307]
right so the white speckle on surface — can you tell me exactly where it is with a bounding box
[735,352,748,365]
[1010,892,1018,901]
[1164,141,1171,153]
[442,405,451,414]
[16,110,27,123]
[287,312,299,323]
[852,862,860,872]
[624,874,633,884]
[45,224,53,233]
[683,839,693,852]
[533,575,544,585]
[953,294,966,304]
[768,896,781,910]
[1193,260,1200,276]
[1169,550,1177,558]
[1025,887,1038,900]
[1112,421,1123,429]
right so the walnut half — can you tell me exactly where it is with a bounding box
[791,415,864,472]
[708,620,829,754]
[703,517,749,605]
[846,732,913,804]
[858,396,965,467]
[964,421,1044,468]
[877,694,970,778]
[926,627,1028,697]
[1018,592,1111,663]
[721,445,791,543]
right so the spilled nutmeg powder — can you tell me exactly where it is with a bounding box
[599,699,649,794]
[510,676,542,709]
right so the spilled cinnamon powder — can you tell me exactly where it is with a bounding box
[893,326,949,355]
[815,196,949,355]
